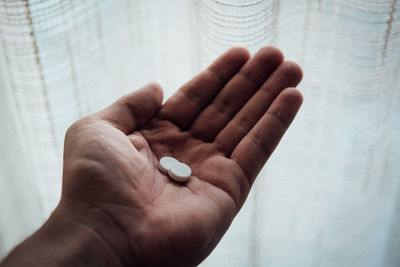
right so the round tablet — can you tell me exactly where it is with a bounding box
[168,162,192,182]
[159,156,178,174]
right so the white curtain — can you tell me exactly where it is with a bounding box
[0,0,399,266]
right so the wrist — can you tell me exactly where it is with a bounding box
[1,199,132,267]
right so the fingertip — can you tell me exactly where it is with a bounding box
[143,82,164,107]
[280,87,303,110]
[94,82,165,133]
[227,46,251,61]
[256,46,284,65]
[283,87,303,107]
[208,46,250,80]
[268,87,303,127]
[280,61,303,84]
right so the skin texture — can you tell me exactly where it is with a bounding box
[0,46,303,267]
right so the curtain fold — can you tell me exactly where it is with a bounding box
[0,0,399,266]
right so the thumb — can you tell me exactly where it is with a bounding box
[95,82,163,133]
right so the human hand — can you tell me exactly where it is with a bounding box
[1,47,302,267]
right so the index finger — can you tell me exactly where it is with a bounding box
[158,47,250,129]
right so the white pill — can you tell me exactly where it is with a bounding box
[168,162,192,182]
[159,157,179,174]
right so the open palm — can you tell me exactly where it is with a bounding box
[61,47,303,267]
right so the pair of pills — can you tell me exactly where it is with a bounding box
[159,156,192,182]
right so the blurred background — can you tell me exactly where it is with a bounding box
[0,0,399,266]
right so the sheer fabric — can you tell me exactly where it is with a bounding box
[0,0,399,266]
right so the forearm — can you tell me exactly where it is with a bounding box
[0,207,124,267]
